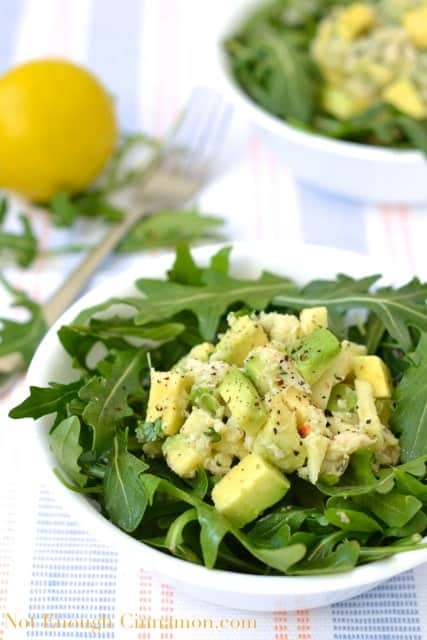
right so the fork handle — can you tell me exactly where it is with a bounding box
[43,207,145,326]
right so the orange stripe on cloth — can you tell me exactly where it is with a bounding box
[160,583,174,640]
[273,610,289,640]
[296,608,312,640]
[138,569,152,640]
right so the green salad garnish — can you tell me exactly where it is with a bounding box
[10,245,427,575]
[224,0,427,151]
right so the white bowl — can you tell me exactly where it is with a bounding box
[26,242,427,611]
[215,0,427,204]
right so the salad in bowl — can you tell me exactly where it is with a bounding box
[11,243,427,610]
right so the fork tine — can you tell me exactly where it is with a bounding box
[164,87,232,175]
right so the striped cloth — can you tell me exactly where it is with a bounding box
[1,1,427,639]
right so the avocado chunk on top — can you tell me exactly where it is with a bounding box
[218,369,267,436]
[311,340,366,409]
[353,355,392,398]
[245,347,281,396]
[299,306,328,335]
[337,3,375,40]
[253,393,306,473]
[354,379,384,448]
[211,453,290,528]
[146,370,192,436]
[383,79,427,119]
[162,433,203,478]
[403,5,427,49]
[212,315,268,367]
[291,328,341,385]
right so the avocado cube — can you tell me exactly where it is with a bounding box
[211,453,290,528]
[253,393,306,473]
[403,6,427,48]
[212,316,268,367]
[311,340,366,409]
[337,3,375,40]
[322,85,370,119]
[218,369,267,436]
[162,434,202,478]
[300,307,328,336]
[259,312,300,345]
[383,79,426,119]
[146,370,192,436]
[180,407,214,456]
[244,347,281,396]
[355,379,384,447]
[291,328,341,385]
[173,342,215,372]
[353,355,392,398]
[188,342,215,362]
[303,433,330,484]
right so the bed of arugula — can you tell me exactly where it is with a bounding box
[10,245,427,575]
[224,0,427,153]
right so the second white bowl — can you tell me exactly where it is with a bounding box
[216,0,427,204]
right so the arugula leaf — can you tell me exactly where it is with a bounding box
[392,332,427,461]
[359,541,427,563]
[317,449,383,496]
[135,270,296,340]
[209,246,232,275]
[274,277,427,351]
[9,379,83,419]
[0,276,47,365]
[168,243,204,286]
[50,190,124,227]
[49,416,87,487]
[58,325,109,371]
[79,350,147,454]
[0,212,37,267]
[164,508,198,554]
[70,318,185,344]
[324,508,383,533]
[286,541,360,575]
[186,468,209,500]
[104,430,149,532]
[354,490,422,528]
[385,511,427,538]
[236,537,307,573]
[197,503,229,568]
[398,116,427,155]
[394,469,427,504]
[136,418,163,444]
[247,514,291,549]
[119,210,224,253]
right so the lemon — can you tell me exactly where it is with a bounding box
[0,59,118,202]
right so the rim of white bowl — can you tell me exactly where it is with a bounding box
[26,242,427,598]
[215,4,425,166]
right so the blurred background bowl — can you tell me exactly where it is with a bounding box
[216,0,427,204]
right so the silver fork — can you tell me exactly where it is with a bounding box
[0,88,231,390]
